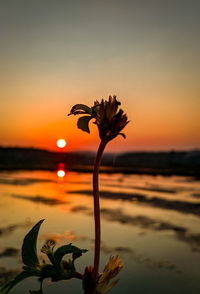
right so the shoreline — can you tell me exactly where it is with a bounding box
[0,165,199,178]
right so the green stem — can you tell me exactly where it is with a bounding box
[93,139,108,281]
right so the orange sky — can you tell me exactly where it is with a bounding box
[1,1,200,152]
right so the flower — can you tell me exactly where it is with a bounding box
[41,240,55,254]
[82,256,124,294]
[96,256,124,294]
[68,96,129,141]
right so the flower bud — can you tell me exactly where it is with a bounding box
[68,96,129,141]
[41,240,55,254]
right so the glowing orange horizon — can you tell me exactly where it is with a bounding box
[0,94,199,151]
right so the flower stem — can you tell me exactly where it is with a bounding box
[93,139,108,281]
[73,271,83,280]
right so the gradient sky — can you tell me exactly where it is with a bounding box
[1,0,200,152]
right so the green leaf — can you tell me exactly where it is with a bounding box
[29,290,44,294]
[22,219,44,267]
[77,116,92,133]
[68,104,92,116]
[41,263,73,281]
[40,264,57,278]
[54,244,87,266]
[0,271,39,294]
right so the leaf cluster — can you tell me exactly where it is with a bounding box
[0,220,87,294]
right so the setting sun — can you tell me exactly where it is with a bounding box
[57,170,66,178]
[57,139,66,148]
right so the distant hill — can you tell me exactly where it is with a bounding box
[0,147,200,177]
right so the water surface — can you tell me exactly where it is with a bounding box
[0,171,200,293]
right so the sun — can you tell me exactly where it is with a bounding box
[57,139,66,148]
[57,170,66,178]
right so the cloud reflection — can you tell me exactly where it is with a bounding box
[41,230,87,243]
[70,205,200,252]
[67,189,200,216]
[0,248,19,258]
[0,177,54,186]
[0,267,20,287]
[10,193,67,206]
[0,221,32,237]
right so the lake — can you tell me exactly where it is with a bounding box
[0,170,200,293]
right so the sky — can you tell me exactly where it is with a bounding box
[0,0,200,152]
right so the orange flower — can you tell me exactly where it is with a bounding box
[96,256,124,294]
[82,256,124,294]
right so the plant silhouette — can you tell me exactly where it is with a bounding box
[0,96,128,294]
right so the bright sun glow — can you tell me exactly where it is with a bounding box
[57,170,66,178]
[57,139,66,148]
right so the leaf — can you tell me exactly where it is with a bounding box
[77,116,92,133]
[118,132,126,139]
[22,219,44,267]
[0,271,39,294]
[40,264,58,279]
[72,251,82,263]
[68,104,92,116]
[54,244,87,266]
[91,105,99,118]
[41,263,73,281]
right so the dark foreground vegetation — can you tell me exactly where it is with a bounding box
[0,147,199,177]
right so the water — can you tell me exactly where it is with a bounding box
[0,170,200,293]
